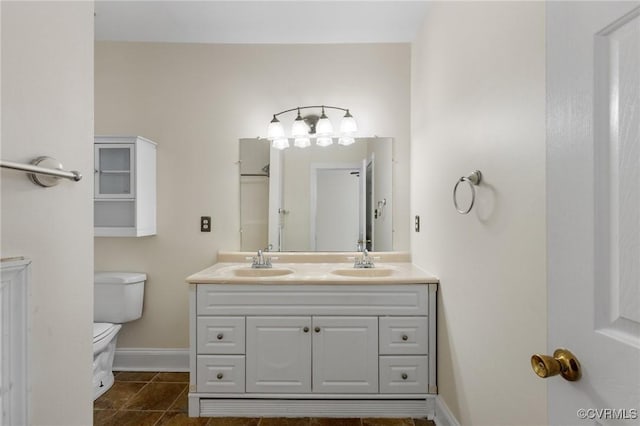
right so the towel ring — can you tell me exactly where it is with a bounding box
[453,170,482,214]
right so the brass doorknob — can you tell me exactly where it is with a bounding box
[531,348,581,381]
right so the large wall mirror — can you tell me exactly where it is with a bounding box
[239,137,393,252]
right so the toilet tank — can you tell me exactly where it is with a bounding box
[94,272,146,323]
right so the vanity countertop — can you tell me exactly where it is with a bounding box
[186,251,439,285]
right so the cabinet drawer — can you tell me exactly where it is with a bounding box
[379,317,428,355]
[197,317,245,354]
[196,355,245,393]
[379,356,428,394]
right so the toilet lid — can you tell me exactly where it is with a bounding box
[93,322,116,342]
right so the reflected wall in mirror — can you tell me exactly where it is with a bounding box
[239,137,393,252]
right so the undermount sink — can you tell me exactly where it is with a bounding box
[231,267,294,277]
[330,267,395,278]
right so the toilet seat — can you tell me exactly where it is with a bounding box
[94,322,117,343]
[93,322,121,355]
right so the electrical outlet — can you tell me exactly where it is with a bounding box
[415,215,420,232]
[201,216,211,232]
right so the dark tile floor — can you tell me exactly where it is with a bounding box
[94,371,436,426]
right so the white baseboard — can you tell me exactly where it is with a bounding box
[434,395,460,426]
[113,348,189,372]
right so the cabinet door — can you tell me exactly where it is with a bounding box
[95,144,135,199]
[312,316,378,393]
[246,316,311,393]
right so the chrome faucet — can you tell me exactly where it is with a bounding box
[251,248,272,269]
[354,248,375,269]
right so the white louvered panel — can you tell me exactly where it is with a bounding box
[199,398,432,418]
[197,284,428,316]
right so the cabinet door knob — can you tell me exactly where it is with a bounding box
[303,327,309,333]
[402,334,408,341]
[314,327,321,333]
[401,373,408,380]
[217,373,223,380]
[217,333,224,340]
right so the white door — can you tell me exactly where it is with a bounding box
[312,316,378,393]
[547,3,640,425]
[245,316,311,393]
[311,165,361,251]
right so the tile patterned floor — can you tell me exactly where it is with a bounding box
[94,371,436,426]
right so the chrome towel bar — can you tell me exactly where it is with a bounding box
[1,156,82,187]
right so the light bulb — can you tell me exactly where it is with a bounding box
[315,107,333,136]
[316,136,333,147]
[339,110,358,134]
[338,136,355,146]
[294,137,311,148]
[291,111,309,138]
[272,137,289,150]
[267,115,285,140]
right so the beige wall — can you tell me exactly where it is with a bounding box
[1,2,94,424]
[95,42,410,348]
[410,2,546,425]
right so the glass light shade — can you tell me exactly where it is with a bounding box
[267,119,285,140]
[291,117,309,138]
[338,136,355,146]
[272,137,290,150]
[339,113,358,134]
[316,116,334,136]
[316,136,334,147]
[294,137,311,148]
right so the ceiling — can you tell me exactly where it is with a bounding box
[95,1,430,44]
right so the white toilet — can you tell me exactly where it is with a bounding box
[93,271,146,400]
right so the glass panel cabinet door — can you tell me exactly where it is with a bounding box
[94,144,135,198]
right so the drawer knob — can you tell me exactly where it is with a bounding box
[217,373,223,380]
[303,326,309,333]
[217,333,224,340]
[402,334,408,341]
[315,327,321,333]
[401,373,408,380]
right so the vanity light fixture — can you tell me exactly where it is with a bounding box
[266,105,358,150]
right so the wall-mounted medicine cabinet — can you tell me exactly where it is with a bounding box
[94,136,157,237]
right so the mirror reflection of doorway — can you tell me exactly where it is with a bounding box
[311,164,361,251]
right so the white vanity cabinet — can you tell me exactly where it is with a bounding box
[189,283,437,418]
[244,316,378,394]
[94,136,157,237]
